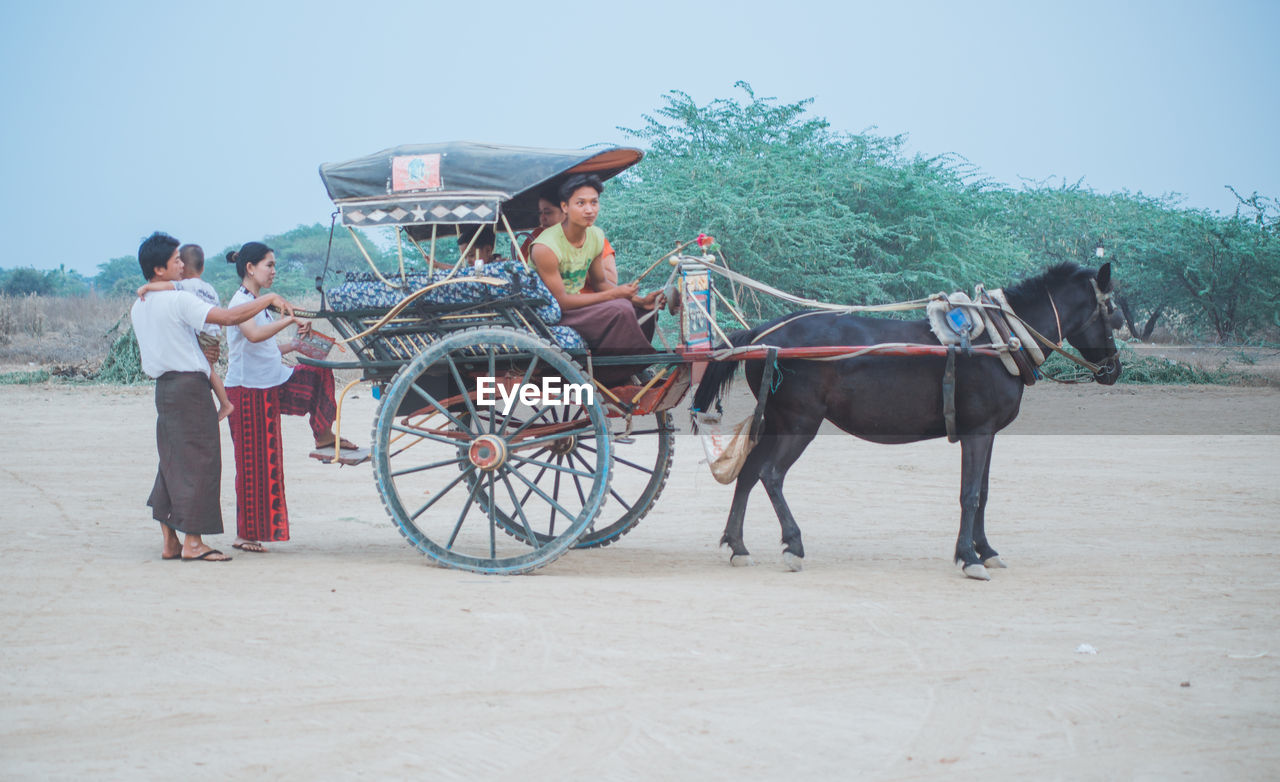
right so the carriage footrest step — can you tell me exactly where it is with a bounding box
[309,446,371,466]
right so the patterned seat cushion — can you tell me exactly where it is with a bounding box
[327,261,585,351]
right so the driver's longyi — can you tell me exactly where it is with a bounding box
[529,173,661,386]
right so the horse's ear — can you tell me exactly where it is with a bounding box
[1097,262,1112,292]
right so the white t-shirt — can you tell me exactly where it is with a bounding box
[174,278,222,337]
[225,287,294,389]
[130,291,215,378]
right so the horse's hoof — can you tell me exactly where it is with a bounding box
[960,562,991,581]
[730,554,754,567]
[983,555,1007,569]
[782,552,804,572]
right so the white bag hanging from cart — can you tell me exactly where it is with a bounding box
[694,410,755,484]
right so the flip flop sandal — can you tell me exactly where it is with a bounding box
[315,438,360,451]
[182,549,232,562]
[309,446,371,466]
[233,541,269,553]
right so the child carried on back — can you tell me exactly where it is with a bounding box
[137,243,234,420]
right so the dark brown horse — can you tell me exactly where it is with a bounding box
[692,262,1122,579]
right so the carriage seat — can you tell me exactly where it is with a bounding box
[326,260,586,351]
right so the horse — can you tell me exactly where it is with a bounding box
[691,262,1123,580]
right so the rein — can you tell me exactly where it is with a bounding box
[996,280,1117,381]
[682,253,1116,380]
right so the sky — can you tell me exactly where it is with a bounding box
[1,0,1276,276]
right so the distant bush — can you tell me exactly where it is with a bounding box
[1036,342,1246,385]
[0,368,51,385]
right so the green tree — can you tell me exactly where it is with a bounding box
[93,256,144,297]
[2,267,53,295]
[608,82,1026,320]
[1170,192,1280,340]
[43,265,92,296]
[209,223,392,302]
[992,182,1280,341]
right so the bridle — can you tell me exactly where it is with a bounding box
[992,277,1116,383]
[1047,290,1063,344]
[1031,279,1119,379]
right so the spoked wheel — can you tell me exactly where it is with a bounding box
[486,407,674,549]
[371,327,611,575]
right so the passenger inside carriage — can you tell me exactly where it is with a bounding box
[529,173,663,385]
[520,186,617,284]
[456,224,500,265]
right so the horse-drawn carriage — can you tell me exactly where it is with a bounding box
[298,141,1124,578]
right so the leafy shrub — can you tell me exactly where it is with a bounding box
[95,325,149,385]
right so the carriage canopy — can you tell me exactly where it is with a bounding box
[318,142,643,232]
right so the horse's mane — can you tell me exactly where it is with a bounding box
[1003,262,1093,307]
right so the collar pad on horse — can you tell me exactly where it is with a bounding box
[926,292,987,349]
[973,285,1039,385]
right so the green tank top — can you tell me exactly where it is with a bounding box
[531,223,605,296]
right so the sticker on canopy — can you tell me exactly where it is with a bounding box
[391,154,442,192]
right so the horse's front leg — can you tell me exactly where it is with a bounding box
[970,438,1006,570]
[956,433,995,580]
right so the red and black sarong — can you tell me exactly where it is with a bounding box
[225,364,337,542]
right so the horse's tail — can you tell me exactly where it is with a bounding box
[691,325,764,413]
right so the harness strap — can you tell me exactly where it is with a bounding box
[750,310,830,344]
[971,286,1020,376]
[971,289,1110,379]
[943,346,959,443]
[749,348,777,444]
[1048,291,1063,343]
[999,308,1108,376]
[689,257,934,314]
[988,288,1046,365]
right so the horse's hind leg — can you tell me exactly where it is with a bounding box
[971,440,1005,569]
[759,431,817,571]
[721,443,771,566]
[956,433,995,581]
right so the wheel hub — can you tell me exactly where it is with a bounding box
[468,434,508,471]
[548,434,577,456]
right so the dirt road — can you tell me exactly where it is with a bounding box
[2,383,1277,780]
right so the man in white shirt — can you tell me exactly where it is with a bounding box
[130,231,294,562]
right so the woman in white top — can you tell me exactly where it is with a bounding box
[223,241,358,553]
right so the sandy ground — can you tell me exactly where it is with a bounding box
[2,382,1278,780]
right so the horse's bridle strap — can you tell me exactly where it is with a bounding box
[966,291,1109,379]
[999,301,1108,376]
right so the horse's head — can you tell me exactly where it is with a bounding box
[1060,262,1123,385]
